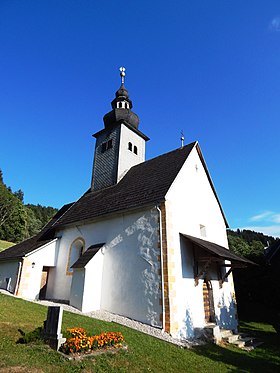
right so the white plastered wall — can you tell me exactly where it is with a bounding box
[70,249,104,313]
[165,144,237,338]
[0,260,20,293]
[117,123,145,182]
[46,229,83,301]
[69,269,85,311]
[18,239,59,300]
[52,207,162,326]
[82,249,104,312]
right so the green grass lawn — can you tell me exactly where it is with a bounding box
[0,293,279,372]
[0,239,15,251]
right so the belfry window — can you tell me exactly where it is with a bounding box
[117,101,129,109]
[117,101,127,108]
[101,139,113,153]
[128,142,138,154]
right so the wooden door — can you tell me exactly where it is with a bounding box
[39,267,49,300]
[203,279,215,323]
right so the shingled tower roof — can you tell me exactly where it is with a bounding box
[103,67,140,130]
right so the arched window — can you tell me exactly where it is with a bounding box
[134,145,138,155]
[101,139,113,153]
[128,142,132,151]
[66,238,85,275]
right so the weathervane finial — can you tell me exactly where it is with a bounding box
[119,66,126,85]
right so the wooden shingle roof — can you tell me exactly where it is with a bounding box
[181,234,255,265]
[0,141,228,260]
[53,142,197,228]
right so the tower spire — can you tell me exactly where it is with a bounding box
[102,66,140,129]
[91,68,149,191]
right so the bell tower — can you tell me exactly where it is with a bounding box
[91,67,149,191]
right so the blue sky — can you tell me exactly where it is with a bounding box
[0,1,280,237]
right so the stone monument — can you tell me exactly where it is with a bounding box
[43,306,66,350]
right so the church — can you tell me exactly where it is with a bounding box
[0,68,252,340]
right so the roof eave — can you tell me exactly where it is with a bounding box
[181,233,256,266]
[93,121,150,141]
[54,200,165,230]
[0,256,23,262]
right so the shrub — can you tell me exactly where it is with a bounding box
[59,328,124,355]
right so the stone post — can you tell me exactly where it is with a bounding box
[43,306,66,350]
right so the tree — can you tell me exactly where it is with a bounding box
[249,240,265,263]
[24,207,42,238]
[227,229,276,263]
[0,169,58,243]
[0,183,17,229]
[14,189,24,203]
[228,234,251,258]
[0,183,27,242]
[25,204,58,230]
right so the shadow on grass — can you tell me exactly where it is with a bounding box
[192,321,280,373]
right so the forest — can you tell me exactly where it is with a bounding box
[0,169,58,243]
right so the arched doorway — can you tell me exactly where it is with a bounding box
[203,279,215,323]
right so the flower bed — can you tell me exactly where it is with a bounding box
[59,327,125,355]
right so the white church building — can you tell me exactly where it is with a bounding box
[0,69,251,340]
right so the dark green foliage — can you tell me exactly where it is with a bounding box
[0,169,58,243]
[0,182,27,242]
[227,229,280,325]
[228,234,251,258]
[26,203,58,230]
[227,229,277,264]
[228,228,276,247]
[14,189,24,202]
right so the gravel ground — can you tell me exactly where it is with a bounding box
[36,299,194,348]
[1,290,199,348]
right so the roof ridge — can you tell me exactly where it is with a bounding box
[132,141,197,167]
[49,202,75,228]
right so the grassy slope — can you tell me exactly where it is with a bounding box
[0,294,279,373]
[0,239,15,251]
